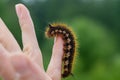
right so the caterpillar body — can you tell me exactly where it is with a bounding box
[45,23,77,78]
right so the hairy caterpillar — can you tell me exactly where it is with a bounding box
[45,23,77,78]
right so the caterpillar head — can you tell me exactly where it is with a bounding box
[45,24,56,38]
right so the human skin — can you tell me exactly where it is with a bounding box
[0,4,63,80]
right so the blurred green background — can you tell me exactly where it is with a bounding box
[0,0,120,80]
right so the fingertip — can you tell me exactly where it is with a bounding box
[53,36,64,56]
[15,3,25,8]
[15,3,30,20]
[54,36,63,47]
[55,36,63,42]
[15,4,22,18]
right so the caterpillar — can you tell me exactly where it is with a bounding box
[45,23,77,78]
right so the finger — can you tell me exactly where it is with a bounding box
[15,4,43,68]
[0,44,16,80]
[47,36,64,80]
[0,18,21,53]
[11,54,51,80]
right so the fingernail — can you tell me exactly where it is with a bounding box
[15,4,22,18]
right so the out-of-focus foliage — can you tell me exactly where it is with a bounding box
[66,17,118,80]
[0,0,120,80]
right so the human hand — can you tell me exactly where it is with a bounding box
[0,3,64,80]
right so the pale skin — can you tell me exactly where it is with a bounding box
[0,4,64,80]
